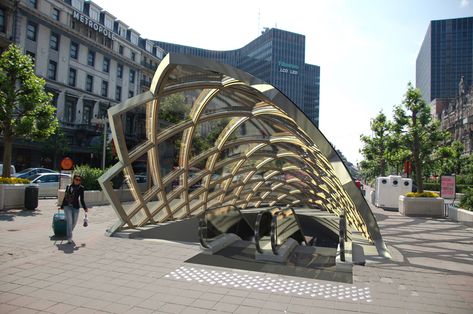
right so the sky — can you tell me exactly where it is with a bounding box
[93,0,472,165]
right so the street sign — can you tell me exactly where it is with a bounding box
[60,157,74,170]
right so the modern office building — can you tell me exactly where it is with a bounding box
[155,28,321,126]
[0,0,163,169]
[416,17,473,102]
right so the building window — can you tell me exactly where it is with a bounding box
[115,85,122,101]
[87,50,95,67]
[52,8,60,21]
[131,52,136,61]
[50,32,59,50]
[64,97,77,123]
[83,103,93,124]
[70,42,79,59]
[26,22,37,41]
[29,0,37,8]
[68,68,77,86]
[129,70,135,84]
[86,75,93,92]
[0,8,5,33]
[117,64,123,78]
[71,0,83,11]
[103,57,110,73]
[47,61,57,80]
[89,8,99,21]
[101,81,108,97]
[119,45,124,55]
[128,90,134,98]
[104,17,113,30]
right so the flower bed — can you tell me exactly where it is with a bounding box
[399,195,444,217]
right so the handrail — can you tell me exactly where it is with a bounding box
[270,207,307,255]
[254,207,279,253]
[198,205,252,248]
[339,208,347,262]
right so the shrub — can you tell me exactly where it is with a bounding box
[406,191,439,198]
[0,177,30,184]
[459,188,473,211]
[73,165,104,191]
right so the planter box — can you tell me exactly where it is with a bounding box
[399,195,444,217]
[0,184,28,210]
[58,188,138,207]
[448,205,473,227]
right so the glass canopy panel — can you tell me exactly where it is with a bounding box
[120,101,150,155]
[231,118,270,139]
[200,89,255,117]
[157,90,202,126]
[163,65,224,90]
[190,117,234,159]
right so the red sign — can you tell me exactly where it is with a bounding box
[403,161,412,175]
[60,157,74,170]
[440,176,456,199]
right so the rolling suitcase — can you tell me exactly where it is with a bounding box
[52,209,67,236]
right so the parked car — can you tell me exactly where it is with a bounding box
[14,167,56,179]
[28,173,71,197]
[0,164,16,175]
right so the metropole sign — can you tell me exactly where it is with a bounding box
[72,11,116,41]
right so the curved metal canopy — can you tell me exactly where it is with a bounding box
[99,53,387,255]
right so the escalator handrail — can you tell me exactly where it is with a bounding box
[270,207,307,255]
[198,205,248,249]
[254,206,279,253]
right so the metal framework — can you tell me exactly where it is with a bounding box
[99,54,387,254]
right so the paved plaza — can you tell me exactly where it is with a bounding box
[0,196,472,313]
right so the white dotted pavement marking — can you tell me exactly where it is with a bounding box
[165,266,372,302]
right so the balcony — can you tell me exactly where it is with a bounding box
[141,60,157,71]
[140,79,151,88]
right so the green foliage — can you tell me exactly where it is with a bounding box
[158,93,190,124]
[359,111,391,178]
[73,165,104,190]
[392,83,448,192]
[0,44,58,177]
[432,141,464,176]
[460,188,473,211]
[406,191,439,198]
[0,177,30,184]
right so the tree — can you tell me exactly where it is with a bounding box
[359,111,394,179]
[433,140,464,176]
[0,44,58,177]
[392,83,447,192]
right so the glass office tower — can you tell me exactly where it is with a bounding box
[155,28,320,126]
[416,17,473,102]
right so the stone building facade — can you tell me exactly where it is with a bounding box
[0,0,163,169]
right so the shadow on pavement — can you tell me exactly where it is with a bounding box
[55,242,86,254]
[0,209,42,221]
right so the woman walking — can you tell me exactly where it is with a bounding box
[60,174,88,245]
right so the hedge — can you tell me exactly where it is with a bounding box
[423,183,473,194]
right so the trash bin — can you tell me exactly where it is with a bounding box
[24,185,39,210]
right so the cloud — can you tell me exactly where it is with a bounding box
[461,0,470,7]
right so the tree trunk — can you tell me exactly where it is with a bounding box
[413,136,423,192]
[2,135,13,178]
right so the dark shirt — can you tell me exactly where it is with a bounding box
[61,184,87,210]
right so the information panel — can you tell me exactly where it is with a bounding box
[440,176,456,199]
